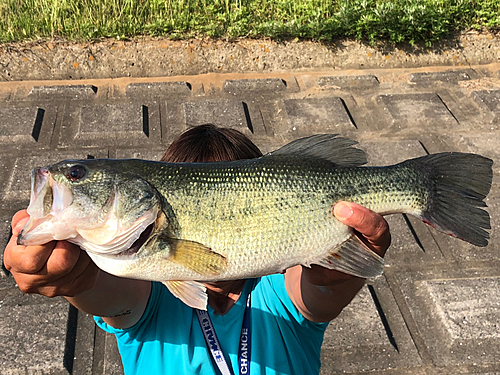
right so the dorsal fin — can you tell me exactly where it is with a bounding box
[269,134,367,167]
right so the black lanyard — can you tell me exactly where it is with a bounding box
[196,291,252,375]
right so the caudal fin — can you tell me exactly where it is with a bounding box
[407,152,493,247]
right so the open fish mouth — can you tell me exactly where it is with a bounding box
[18,167,75,246]
[26,167,75,218]
[18,164,160,256]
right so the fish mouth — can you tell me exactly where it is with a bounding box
[18,167,75,246]
[18,164,161,256]
[28,167,53,218]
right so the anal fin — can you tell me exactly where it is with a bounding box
[315,235,385,279]
[163,280,208,310]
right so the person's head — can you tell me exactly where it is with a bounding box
[161,124,263,163]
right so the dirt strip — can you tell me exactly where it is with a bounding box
[1,31,499,81]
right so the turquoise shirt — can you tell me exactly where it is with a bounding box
[95,274,328,375]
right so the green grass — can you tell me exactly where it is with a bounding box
[0,0,499,45]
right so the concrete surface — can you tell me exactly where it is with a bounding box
[0,46,499,374]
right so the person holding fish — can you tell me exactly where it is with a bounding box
[4,124,491,375]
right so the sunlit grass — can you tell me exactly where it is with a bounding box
[0,0,498,45]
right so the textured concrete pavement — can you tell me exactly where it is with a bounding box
[0,63,499,374]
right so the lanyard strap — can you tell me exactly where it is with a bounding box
[196,308,233,375]
[196,292,252,375]
[238,293,251,375]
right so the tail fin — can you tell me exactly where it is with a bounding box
[407,152,493,247]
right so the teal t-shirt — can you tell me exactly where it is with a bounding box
[95,274,328,375]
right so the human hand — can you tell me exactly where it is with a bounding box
[333,201,391,257]
[3,210,100,297]
[303,201,391,286]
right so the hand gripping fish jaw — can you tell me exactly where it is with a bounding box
[18,161,161,258]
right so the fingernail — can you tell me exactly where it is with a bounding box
[335,203,353,219]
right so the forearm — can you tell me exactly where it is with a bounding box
[65,270,151,329]
[304,276,366,322]
[285,265,366,323]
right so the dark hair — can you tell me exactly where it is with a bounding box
[161,124,263,163]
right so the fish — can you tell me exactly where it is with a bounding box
[17,134,493,310]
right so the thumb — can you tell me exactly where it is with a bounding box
[333,202,354,222]
[333,201,391,257]
[12,215,30,237]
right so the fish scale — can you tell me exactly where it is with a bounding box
[18,134,492,309]
[159,159,338,279]
[122,160,433,280]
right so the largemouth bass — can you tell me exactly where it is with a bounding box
[17,135,493,309]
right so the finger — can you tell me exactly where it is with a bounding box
[45,241,83,277]
[38,251,100,298]
[2,235,16,272]
[11,210,29,236]
[10,243,95,297]
[334,201,391,255]
[16,259,98,297]
[5,236,56,274]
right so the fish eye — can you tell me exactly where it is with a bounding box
[67,165,86,182]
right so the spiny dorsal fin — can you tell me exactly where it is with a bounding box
[269,134,367,167]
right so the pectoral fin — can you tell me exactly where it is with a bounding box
[163,238,228,276]
[314,235,385,278]
[163,280,208,310]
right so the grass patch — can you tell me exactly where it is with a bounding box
[0,0,498,45]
